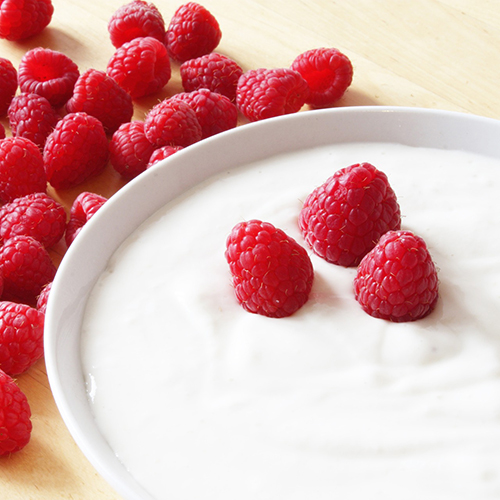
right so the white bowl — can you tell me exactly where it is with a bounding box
[44,106,500,500]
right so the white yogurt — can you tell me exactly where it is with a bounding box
[81,142,500,500]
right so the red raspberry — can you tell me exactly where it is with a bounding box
[0,137,47,205]
[0,235,56,303]
[43,112,109,190]
[166,2,222,63]
[0,0,53,41]
[18,48,79,108]
[65,191,107,247]
[354,230,439,322]
[174,89,238,139]
[144,98,202,147]
[225,219,314,318]
[291,48,353,107]
[299,162,401,267]
[0,57,17,116]
[147,145,182,168]
[236,68,310,122]
[66,69,134,134]
[0,124,4,140]
[106,36,171,100]
[0,301,45,375]
[180,52,243,102]
[36,281,51,314]
[110,121,157,180]
[108,0,166,48]
[8,93,60,150]
[0,193,66,249]
[0,369,32,455]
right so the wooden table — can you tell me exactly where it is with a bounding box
[1,0,499,498]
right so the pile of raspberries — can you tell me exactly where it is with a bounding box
[226,163,439,324]
[0,0,354,456]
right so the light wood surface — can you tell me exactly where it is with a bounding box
[1,0,499,498]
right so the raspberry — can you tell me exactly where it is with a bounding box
[144,98,202,147]
[354,230,439,322]
[106,36,171,100]
[236,68,310,122]
[180,52,243,102]
[43,112,109,190]
[298,162,401,267]
[110,121,157,180]
[291,47,353,107]
[0,137,47,205]
[166,2,222,63]
[65,192,107,247]
[147,145,182,168]
[0,301,45,375]
[65,69,134,134]
[0,58,17,116]
[0,193,66,249]
[225,219,314,318]
[36,281,51,314]
[0,0,53,41]
[8,93,60,150]
[0,369,32,455]
[0,124,4,140]
[0,235,56,303]
[18,48,79,108]
[108,0,166,48]
[174,89,238,139]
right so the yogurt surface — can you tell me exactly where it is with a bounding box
[81,141,500,500]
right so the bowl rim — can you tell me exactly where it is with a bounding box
[44,105,500,500]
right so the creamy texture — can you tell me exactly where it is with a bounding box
[81,142,500,500]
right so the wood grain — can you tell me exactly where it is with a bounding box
[0,0,499,498]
